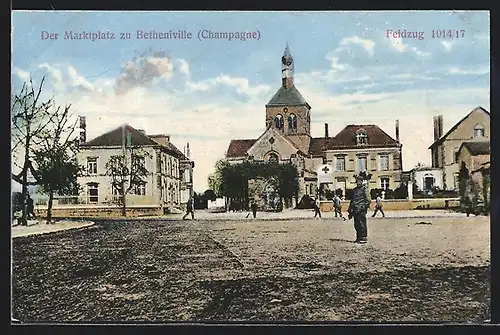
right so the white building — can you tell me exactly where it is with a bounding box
[77,124,194,213]
[408,166,444,194]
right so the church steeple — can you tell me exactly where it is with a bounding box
[281,43,294,89]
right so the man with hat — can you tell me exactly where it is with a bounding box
[347,171,372,244]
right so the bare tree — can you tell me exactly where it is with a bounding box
[33,104,82,223]
[105,146,152,216]
[11,77,57,225]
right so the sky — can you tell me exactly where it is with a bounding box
[11,10,490,193]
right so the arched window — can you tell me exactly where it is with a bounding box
[267,152,279,163]
[356,128,368,145]
[474,124,485,137]
[274,114,284,130]
[288,114,297,131]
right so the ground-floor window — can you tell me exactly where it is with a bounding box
[134,182,146,196]
[87,183,99,203]
[380,177,390,190]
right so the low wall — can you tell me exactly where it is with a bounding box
[35,205,163,218]
[319,198,460,212]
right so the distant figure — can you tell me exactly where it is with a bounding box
[313,198,322,218]
[182,197,195,220]
[251,201,258,218]
[371,194,385,218]
[347,173,371,244]
[333,194,346,221]
[463,197,474,217]
[26,195,35,220]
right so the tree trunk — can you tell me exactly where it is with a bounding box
[121,192,127,216]
[47,190,54,224]
[20,161,29,226]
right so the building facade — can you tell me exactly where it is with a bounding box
[77,124,194,212]
[429,106,490,191]
[225,44,403,201]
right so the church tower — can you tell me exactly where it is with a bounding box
[265,44,312,153]
[282,43,294,89]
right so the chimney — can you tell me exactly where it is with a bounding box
[395,119,400,142]
[186,142,190,158]
[433,115,444,142]
[78,116,86,145]
[324,123,329,138]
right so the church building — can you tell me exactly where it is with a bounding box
[225,44,403,202]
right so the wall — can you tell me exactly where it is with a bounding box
[440,109,490,190]
[319,198,460,212]
[265,105,311,136]
[413,169,444,191]
[247,128,300,161]
[322,147,403,191]
[35,205,162,218]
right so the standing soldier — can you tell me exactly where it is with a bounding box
[347,172,372,243]
[333,194,346,221]
[182,196,195,220]
[313,197,322,218]
[371,193,385,218]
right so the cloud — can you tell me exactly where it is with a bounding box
[38,63,64,90]
[68,65,94,92]
[441,41,453,51]
[186,75,271,97]
[339,36,376,56]
[13,67,30,82]
[114,49,174,95]
[446,66,489,75]
[177,59,190,75]
[388,37,431,57]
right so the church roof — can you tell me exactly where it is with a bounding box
[309,125,400,155]
[266,86,309,107]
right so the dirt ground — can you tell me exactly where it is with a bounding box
[11,216,490,323]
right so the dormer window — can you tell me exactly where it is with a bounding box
[275,114,284,130]
[288,114,297,131]
[356,129,368,145]
[474,124,485,138]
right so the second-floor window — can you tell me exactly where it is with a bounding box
[87,157,98,175]
[380,177,390,190]
[380,154,389,171]
[357,156,367,172]
[336,157,345,171]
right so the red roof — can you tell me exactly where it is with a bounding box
[226,139,257,158]
[227,125,400,158]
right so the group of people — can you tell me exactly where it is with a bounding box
[313,173,385,244]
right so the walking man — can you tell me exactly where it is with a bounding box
[182,196,195,220]
[371,193,385,218]
[313,197,322,218]
[347,172,372,244]
[333,194,346,221]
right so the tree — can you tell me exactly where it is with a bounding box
[207,159,229,197]
[105,146,152,216]
[12,77,59,225]
[32,104,81,223]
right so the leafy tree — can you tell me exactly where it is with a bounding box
[32,102,82,223]
[210,160,299,210]
[105,146,152,216]
[12,77,58,225]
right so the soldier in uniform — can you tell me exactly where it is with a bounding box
[347,172,372,244]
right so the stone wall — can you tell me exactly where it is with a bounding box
[35,206,162,218]
[319,198,460,212]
